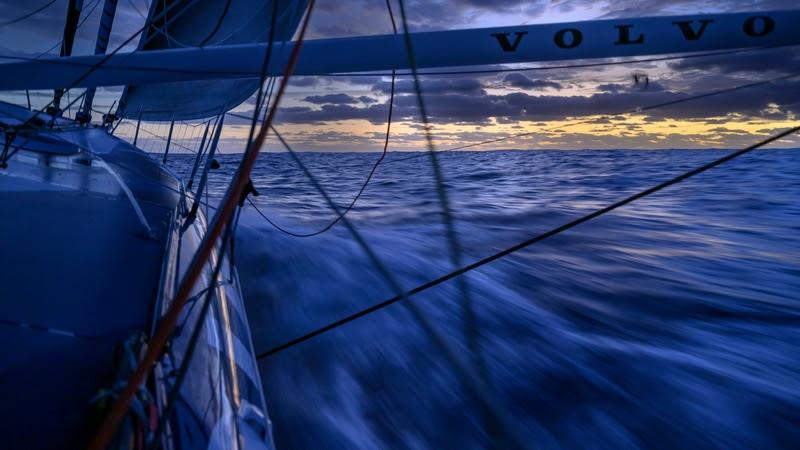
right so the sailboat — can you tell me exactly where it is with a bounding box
[0,1,798,449]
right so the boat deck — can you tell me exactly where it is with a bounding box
[0,112,181,448]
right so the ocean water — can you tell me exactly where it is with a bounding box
[171,149,800,449]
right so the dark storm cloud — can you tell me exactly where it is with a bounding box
[371,78,486,95]
[276,102,391,124]
[503,74,563,90]
[275,76,800,125]
[596,81,666,93]
[303,93,361,105]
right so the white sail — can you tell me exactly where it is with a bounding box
[118,0,309,121]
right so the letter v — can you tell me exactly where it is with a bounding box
[491,32,529,52]
[672,19,713,40]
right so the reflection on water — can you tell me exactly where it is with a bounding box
[172,149,800,449]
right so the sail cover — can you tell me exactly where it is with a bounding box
[118,0,308,121]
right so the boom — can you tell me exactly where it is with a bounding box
[0,10,798,90]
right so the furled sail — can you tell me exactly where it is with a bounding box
[118,0,308,121]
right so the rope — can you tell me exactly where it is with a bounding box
[0,0,58,27]
[256,125,800,360]
[85,1,315,447]
[125,0,146,18]
[394,0,499,444]
[33,0,101,59]
[244,0,399,238]
[267,124,532,448]
[243,0,280,155]
[148,220,236,450]
[198,0,232,46]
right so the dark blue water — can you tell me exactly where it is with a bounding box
[175,149,800,449]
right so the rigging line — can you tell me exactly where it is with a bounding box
[228,191,245,280]
[135,124,200,153]
[244,0,279,152]
[186,113,224,222]
[86,2,316,447]
[242,0,397,238]
[32,0,102,59]
[395,0,498,444]
[198,0,231,46]
[125,0,145,18]
[148,219,237,450]
[268,125,532,449]
[245,38,398,237]
[0,0,58,27]
[256,125,800,360]
[19,0,203,131]
[246,70,396,238]
[186,119,212,190]
[385,71,800,165]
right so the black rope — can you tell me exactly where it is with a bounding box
[267,124,532,448]
[198,0,232,46]
[0,0,58,27]
[241,0,398,238]
[245,0,399,238]
[30,0,101,60]
[125,0,146,18]
[186,120,213,189]
[256,125,800,359]
[243,0,279,151]
[395,0,499,444]
[145,6,284,428]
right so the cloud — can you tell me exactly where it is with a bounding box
[372,77,486,95]
[596,81,666,93]
[3,0,799,151]
[503,74,563,90]
[277,103,392,125]
[275,75,800,126]
[303,93,361,105]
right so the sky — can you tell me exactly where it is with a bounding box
[0,0,799,151]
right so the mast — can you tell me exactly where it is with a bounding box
[78,0,119,124]
[52,0,84,115]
